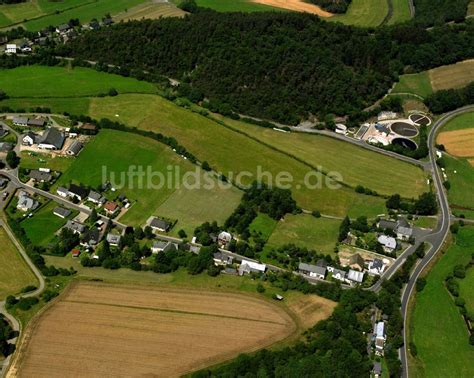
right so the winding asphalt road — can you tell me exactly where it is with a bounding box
[399,105,474,378]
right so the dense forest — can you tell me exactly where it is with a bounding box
[425,81,474,113]
[413,0,470,27]
[309,0,352,13]
[57,12,474,124]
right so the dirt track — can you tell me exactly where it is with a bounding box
[251,0,334,17]
[13,282,305,377]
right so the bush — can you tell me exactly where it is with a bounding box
[16,297,39,311]
[312,210,321,218]
[256,283,265,293]
[416,278,426,292]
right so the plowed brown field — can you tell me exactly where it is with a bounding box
[438,129,474,158]
[12,282,334,377]
[251,0,333,16]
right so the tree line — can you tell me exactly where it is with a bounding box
[54,12,474,124]
[309,0,352,13]
[425,81,474,113]
[413,0,471,27]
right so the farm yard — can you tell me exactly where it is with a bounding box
[436,112,474,216]
[13,282,334,376]
[409,227,474,377]
[54,129,242,228]
[393,60,474,99]
[0,227,37,300]
[0,0,148,31]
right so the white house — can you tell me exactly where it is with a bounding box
[88,191,105,205]
[335,124,347,135]
[22,132,37,146]
[374,321,386,355]
[346,269,364,284]
[238,260,266,276]
[298,262,326,280]
[6,44,17,54]
[57,187,69,198]
[367,258,385,276]
[16,191,38,212]
[377,235,397,253]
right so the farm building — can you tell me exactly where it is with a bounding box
[66,141,83,156]
[347,269,364,284]
[213,252,233,266]
[27,118,46,127]
[149,217,171,232]
[13,116,28,127]
[298,262,326,280]
[38,128,65,150]
[238,260,266,276]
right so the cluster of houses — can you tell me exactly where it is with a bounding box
[212,250,268,277]
[377,217,413,253]
[21,127,83,155]
[298,260,366,286]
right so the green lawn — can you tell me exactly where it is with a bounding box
[249,213,278,242]
[21,200,76,247]
[89,94,386,218]
[266,214,340,255]
[459,267,474,316]
[439,112,474,132]
[410,227,474,377]
[55,129,240,228]
[20,151,75,172]
[223,116,428,199]
[443,155,474,214]
[392,71,433,98]
[1,97,91,115]
[0,227,38,300]
[0,66,157,98]
[387,0,412,25]
[170,0,279,12]
[330,0,389,27]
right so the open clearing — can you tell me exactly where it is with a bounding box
[14,282,334,377]
[410,227,474,377]
[251,0,332,16]
[0,227,37,300]
[330,0,389,27]
[266,213,340,255]
[55,129,242,227]
[113,1,186,21]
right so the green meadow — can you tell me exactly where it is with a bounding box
[55,129,241,228]
[387,0,412,25]
[440,112,474,132]
[410,227,474,377]
[266,214,340,255]
[249,213,278,242]
[170,0,278,12]
[21,201,76,247]
[330,0,389,27]
[392,71,433,98]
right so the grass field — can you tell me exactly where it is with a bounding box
[0,227,37,300]
[55,129,241,228]
[393,60,474,98]
[387,0,412,25]
[14,281,334,376]
[113,1,186,21]
[20,201,75,247]
[437,112,474,214]
[249,213,278,242]
[459,267,474,316]
[1,97,91,115]
[20,151,75,172]
[266,214,340,255]
[89,94,387,218]
[222,116,428,198]
[330,0,389,27]
[0,66,157,98]
[170,0,279,12]
[410,227,474,377]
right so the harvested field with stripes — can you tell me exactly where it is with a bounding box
[438,128,474,158]
[12,282,334,377]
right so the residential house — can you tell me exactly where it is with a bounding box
[89,20,100,30]
[346,269,364,284]
[0,143,13,153]
[56,24,71,34]
[6,44,16,54]
[68,184,88,201]
[106,233,121,247]
[298,262,326,280]
[16,191,38,212]
[12,116,28,127]
[238,260,266,276]
[38,127,65,150]
[53,207,71,219]
[374,321,386,355]
[28,169,52,183]
[149,217,171,232]
[27,117,46,127]
[213,252,233,266]
[22,132,37,146]
[20,41,32,53]
[327,266,346,282]
[217,231,232,248]
[377,235,397,253]
[66,140,83,156]
[81,228,101,247]
[368,258,385,276]
[65,220,86,234]
[57,186,69,198]
[79,123,98,134]
[373,362,382,378]
[151,240,176,254]
[378,219,397,231]
[88,191,105,205]
[396,218,413,240]
[104,201,119,215]
[71,249,81,258]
